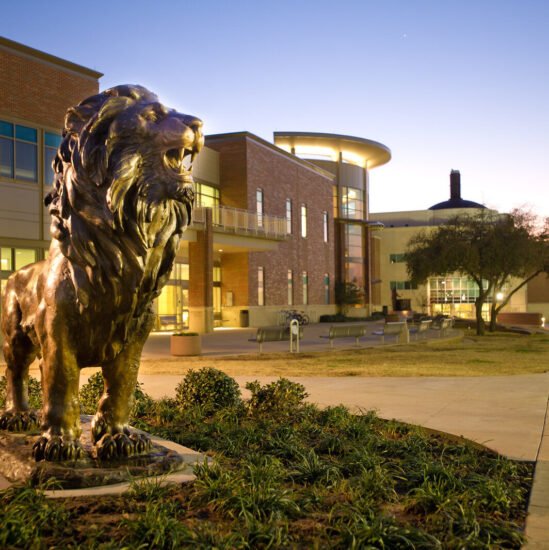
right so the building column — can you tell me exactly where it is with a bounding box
[188,208,214,333]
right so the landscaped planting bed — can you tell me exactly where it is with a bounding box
[0,370,534,549]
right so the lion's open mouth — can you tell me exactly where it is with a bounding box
[163,147,198,182]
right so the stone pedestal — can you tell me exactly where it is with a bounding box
[0,415,207,493]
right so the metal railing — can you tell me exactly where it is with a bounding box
[192,205,289,240]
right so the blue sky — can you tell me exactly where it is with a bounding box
[2,0,548,215]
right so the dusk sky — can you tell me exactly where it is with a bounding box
[2,1,547,216]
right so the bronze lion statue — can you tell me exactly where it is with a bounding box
[0,85,203,461]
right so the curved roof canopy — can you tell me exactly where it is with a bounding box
[274,132,391,169]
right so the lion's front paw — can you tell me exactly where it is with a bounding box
[93,432,153,460]
[32,435,86,462]
[0,410,40,432]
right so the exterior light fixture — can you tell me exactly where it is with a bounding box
[496,292,504,301]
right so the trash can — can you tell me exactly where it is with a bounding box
[382,305,388,316]
[239,309,249,327]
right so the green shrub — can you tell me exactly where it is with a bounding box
[246,378,308,416]
[172,331,199,336]
[79,371,154,419]
[175,367,241,411]
[0,375,42,410]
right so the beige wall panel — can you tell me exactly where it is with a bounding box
[0,181,40,239]
[193,146,219,185]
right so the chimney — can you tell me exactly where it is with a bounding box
[450,170,461,199]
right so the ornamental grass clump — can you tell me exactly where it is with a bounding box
[175,367,241,412]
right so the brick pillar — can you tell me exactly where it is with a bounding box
[188,208,214,333]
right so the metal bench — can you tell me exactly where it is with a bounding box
[372,321,408,343]
[432,317,453,337]
[319,324,368,349]
[249,325,304,353]
[409,319,432,340]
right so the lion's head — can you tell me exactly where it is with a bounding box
[45,85,203,309]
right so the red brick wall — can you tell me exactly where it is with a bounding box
[189,210,213,308]
[245,139,334,306]
[207,138,248,210]
[207,133,335,308]
[0,47,99,129]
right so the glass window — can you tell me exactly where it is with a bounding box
[344,224,363,259]
[324,273,330,304]
[1,248,12,271]
[300,205,307,238]
[16,141,37,181]
[302,271,308,305]
[15,125,37,142]
[258,266,264,306]
[0,121,14,137]
[346,262,363,286]
[256,189,263,228]
[341,186,364,219]
[213,266,221,283]
[0,137,14,178]
[44,132,62,188]
[196,183,220,208]
[389,253,405,263]
[287,269,293,305]
[323,211,328,243]
[14,249,36,270]
[333,186,338,218]
[286,199,292,234]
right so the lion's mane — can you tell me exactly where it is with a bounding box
[45,85,195,314]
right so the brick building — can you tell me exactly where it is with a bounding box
[0,37,398,333]
[0,36,101,299]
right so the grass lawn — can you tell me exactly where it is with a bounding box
[135,330,549,378]
[0,375,534,549]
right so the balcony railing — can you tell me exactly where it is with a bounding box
[192,206,289,240]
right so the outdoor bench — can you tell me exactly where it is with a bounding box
[432,317,453,337]
[319,324,368,349]
[372,321,408,343]
[409,319,432,340]
[249,325,303,353]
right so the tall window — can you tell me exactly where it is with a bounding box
[258,266,264,306]
[323,211,329,242]
[302,271,308,305]
[300,205,307,238]
[0,121,37,182]
[324,274,330,304]
[195,183,220,208]
[286,199,292,234]
[44,132,62,187]
[256,189,264,228]
[287,270,293,305]
[341,186,364,219]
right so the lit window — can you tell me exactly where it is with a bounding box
[286,199,292,234]
[324,274,330,304]
[302,271,308,305]
[287,270,293,305]
[323,211,329,242]
[0,247,12,271]
[257,189,264,228]
[196,183,220,208]
[300,205,307,238]
[341,186,364,219]
[258,266,264,306]
[14,249,36,270]
[44,132,62,187]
